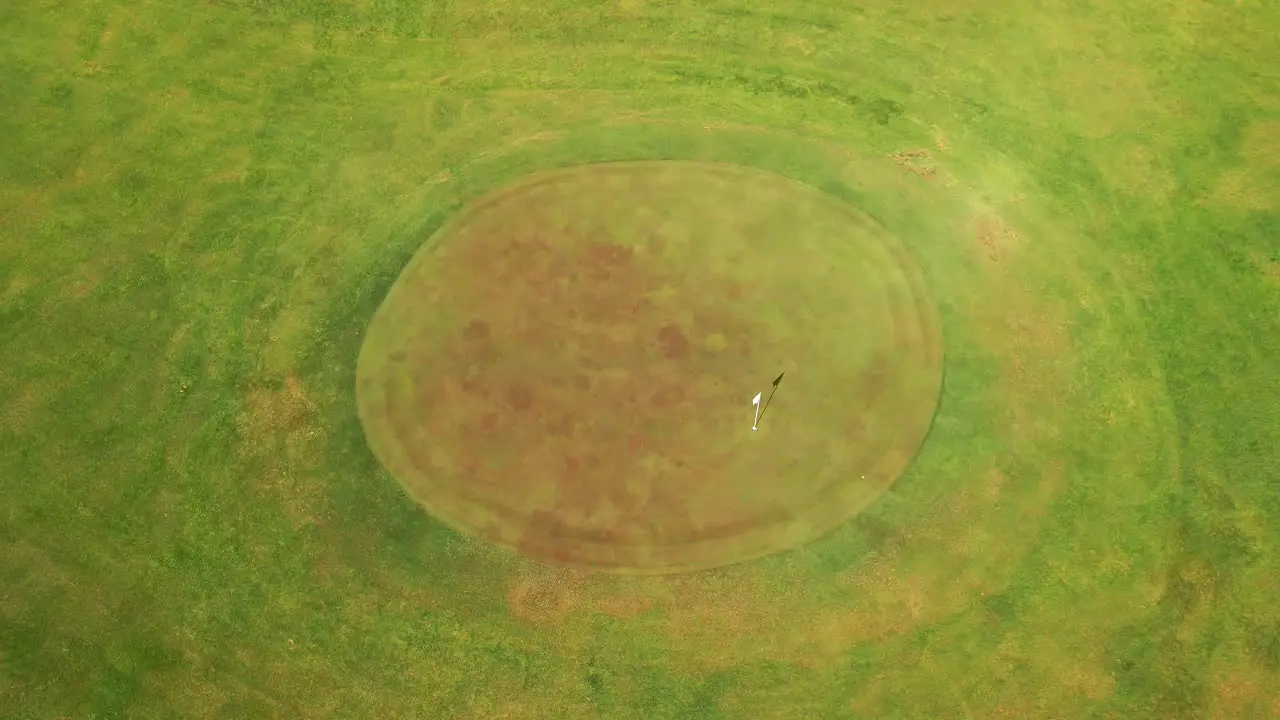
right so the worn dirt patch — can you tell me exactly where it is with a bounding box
[507,567,589,625]
[357,161,944,573]
[890,149,938,180]
[972,212,1020,264]
[235,372,313,454]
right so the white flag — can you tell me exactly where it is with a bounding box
[752,392,762,407]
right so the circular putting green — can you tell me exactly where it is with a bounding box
[356,160,943,573]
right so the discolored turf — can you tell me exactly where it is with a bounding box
[356,161,943,573]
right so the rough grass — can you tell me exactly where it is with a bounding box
[1,0,1277,718]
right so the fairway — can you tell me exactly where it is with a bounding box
[357,161,942,572]
[1,0,1278,718]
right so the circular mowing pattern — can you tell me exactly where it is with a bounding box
[356,161,943,574]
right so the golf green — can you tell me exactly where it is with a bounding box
[356,161,943,573]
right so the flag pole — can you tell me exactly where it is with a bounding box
[757,372,786,425]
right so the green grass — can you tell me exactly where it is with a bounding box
[2,0,1277,718]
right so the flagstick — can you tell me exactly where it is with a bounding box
[756,371,786,426]
[751,392,762,431]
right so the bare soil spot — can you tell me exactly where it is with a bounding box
[462,318,490,342]
[932,127,950,151]
[654,324,689,359]
[889,149,937,179]
[426,169,454,185]
[972,212,1020,263]
[503,383,534,411]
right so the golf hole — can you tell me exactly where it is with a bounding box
[356,161,944,574]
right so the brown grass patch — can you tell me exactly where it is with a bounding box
[467,130,568,166]
[209,146,253,184]
[426,169,454,185]
[781,34,816,56]
[62,263,101,300]
[1212,673,1260,719]
[984,467,1007,501]
[0,275,33,306]
[1207,167,1274,211]
[889,149,938,179]
[163,322,192,373]
[1200,120,1279,211]
[811,568,932,649]
[593,592,654,619]
[260,304,317,376]
[1207,663,1279,720]
[233,372,327,528]
[506,567,588,625]
[656,570,800,670]
[646,543,980,672]
[1242,120,1280,168]
[1060,658,1117,701]
[1098,143,1177,201]
[1258,253,1280,288]
[235,372,313,454]
[971,212,1021,264]
[1054,55,1157,138]
[0,383,48,436]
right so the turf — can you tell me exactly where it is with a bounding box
[1,0,1277,718]
[356,160,943,573]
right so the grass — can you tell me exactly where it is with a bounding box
[1,0,1277,718]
